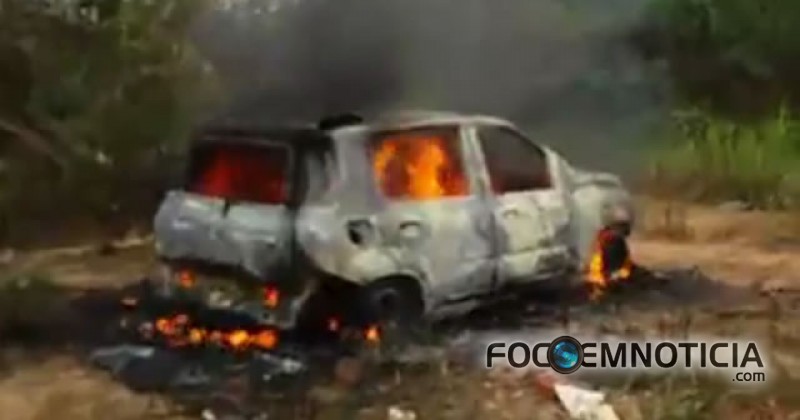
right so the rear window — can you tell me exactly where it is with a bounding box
[187,142,290,204]
[369,127,469,200]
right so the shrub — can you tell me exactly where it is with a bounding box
[649,105,800,209]
[637,0,800,117]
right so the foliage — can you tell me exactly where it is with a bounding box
[0,0,224,244]
[1,0,799,242]
[649,106,800,209]
[639,0,800,207]
[638,0,800,117]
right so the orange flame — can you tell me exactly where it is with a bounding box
[148,314,279,351]
[263,287,280,308]
[327,317,341,332]
[364,325,381,344]
[227,329,250,349]
[192,145,288,204]
[372,132,468,200]
[585,228,633,300]
[252,330,279,349]
[177,270,195,289]
[188,328,206,345]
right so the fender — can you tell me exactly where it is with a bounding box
[567,168,634,266]
[339,247,434,311]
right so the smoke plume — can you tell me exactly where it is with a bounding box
[192,0,669,174]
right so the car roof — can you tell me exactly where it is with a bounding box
[190,121,330,149]
[355,110,515,132]
[192,110,516,146]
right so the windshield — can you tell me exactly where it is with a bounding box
[187,142,290,204]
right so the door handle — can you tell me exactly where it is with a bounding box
[501,207,521,218]
[398,220,427,243]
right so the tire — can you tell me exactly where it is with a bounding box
[600,226,631,278]
[357,277,425,341]
[608,220,632,238]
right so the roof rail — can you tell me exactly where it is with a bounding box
[317,113,364,131]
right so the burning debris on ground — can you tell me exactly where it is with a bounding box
[77,262,758,419]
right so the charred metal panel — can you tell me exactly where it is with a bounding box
[297,199,495,307]
[373,198,495,302]
[294,205,345,276]
[464,126,575,286]
[153,191,293,279]
[297,125,496,306]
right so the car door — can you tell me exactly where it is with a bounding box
[367,125,496,301]
[473,124,571,287]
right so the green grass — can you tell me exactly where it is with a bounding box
[648,106,800,209]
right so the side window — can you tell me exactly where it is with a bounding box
[370,127,469,200]
[187,141,290,204]
[477,126,552,194]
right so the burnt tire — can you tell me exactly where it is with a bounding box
[357,277,425,337]
[601,227,631,277]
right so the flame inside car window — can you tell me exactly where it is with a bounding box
[188,142,289,204]
[371,128,468,200]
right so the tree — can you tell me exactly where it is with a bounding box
[635,0,800,117]
[0,0,224,242]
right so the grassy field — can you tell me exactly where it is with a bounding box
[646,107,800,210]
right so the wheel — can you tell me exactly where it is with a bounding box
[602,233,627,272]
[357,277,425,343]
[599,224,632,280]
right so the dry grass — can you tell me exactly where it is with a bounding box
[0,356,184,420]
[355,293,800,419]
[635,199,695,241]
[634,196,800,245]
[0,201,799,419]
[631,197,800,287]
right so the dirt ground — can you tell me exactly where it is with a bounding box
[2,198,800,420]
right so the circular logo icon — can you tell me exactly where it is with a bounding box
[547,336,583,374]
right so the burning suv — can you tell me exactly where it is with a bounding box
[146,111,634,335]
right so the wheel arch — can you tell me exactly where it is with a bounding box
[354,273,429,326]
[569,180,634,265]
[363,273,430,314]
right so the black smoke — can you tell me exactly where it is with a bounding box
[191,0,669,173]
